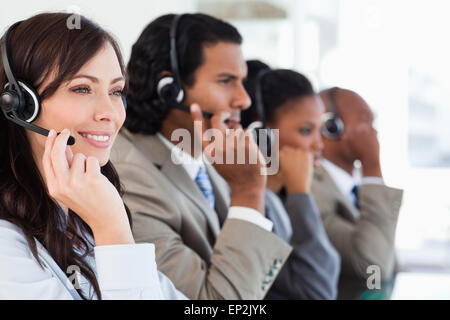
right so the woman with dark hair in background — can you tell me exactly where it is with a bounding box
[0,12,185,299]
[241,60,341,299]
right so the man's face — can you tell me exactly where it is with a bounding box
[338,94,375,132]
[322,90,375,163]
[183,41,251,129]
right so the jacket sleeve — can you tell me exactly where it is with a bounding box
[318,184,403,280]
[266,193,341,300]
[115,161,293,300]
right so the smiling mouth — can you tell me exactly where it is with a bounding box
[77,131,113,148]
[79,133,110,142]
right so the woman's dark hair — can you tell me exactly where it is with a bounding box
[124,13,242,134]
[241,60,316,128]
[0,12,130,300]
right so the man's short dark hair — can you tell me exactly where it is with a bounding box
[124,13,243,134]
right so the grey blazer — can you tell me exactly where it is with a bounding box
[110,129,292,300]
[311,164,403,280]
[264,189,341,299]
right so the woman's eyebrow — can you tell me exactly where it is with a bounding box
[301,121,315,127]
[110,76,125,84]
[70,74,125,84]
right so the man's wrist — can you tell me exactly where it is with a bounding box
[361,160,382,177]
[230,186,265,215]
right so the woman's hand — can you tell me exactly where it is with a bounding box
[42,129,134,246]
[279,146,313,194]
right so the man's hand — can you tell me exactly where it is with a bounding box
[190,103,266,215]
[342,123,382,177]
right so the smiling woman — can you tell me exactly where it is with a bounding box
[0,12,186,300]
[31,42,126,166]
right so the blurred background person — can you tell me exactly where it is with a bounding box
[111,13,293,300]
[312,87,403,284]
[241,60,340,299]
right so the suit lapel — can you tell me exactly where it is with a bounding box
[131,132,221,236]
[315,164,359,222]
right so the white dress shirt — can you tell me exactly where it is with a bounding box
[321,158,384,208]
[157,132,273,232]
[0,219,187,300]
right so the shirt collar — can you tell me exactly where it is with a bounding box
[157,132,205,181]
[321,158,359,198]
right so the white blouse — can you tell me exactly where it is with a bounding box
[0,219,187,300]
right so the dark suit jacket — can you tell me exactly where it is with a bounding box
[264,189,340,299]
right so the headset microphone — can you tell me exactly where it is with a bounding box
[0,21,77,145]
[249,67,274,156]
[1,107,75,145]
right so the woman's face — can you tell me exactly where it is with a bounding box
[270,95,325,165]
[28,42,126,166]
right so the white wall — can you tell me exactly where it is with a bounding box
[0,0,197,63]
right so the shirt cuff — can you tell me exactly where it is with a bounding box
[94,243,162,293]
[361,176,384,185]
[227,206,273,232]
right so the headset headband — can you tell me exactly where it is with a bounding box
[169,14,184,88]
[1,21,23,96]
[254,67,271,127]
[327,86,339,116]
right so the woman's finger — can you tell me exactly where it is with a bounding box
[69,153,87,177]
[65,145,74,168]
[85,156,101,177]
[50,129,71,186]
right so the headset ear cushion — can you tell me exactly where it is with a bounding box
[321,113,344,139]
[157,76,184,104]
[248,121,273,157]
[16,81,40,122]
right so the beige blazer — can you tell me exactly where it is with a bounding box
[110,129,292,300]
[311,164,403,281]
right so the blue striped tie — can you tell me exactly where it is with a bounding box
[195,167,215,209]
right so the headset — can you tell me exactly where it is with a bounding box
[157,14,276,154]
[250,67,274,156]
[321,86,344,140]
[0,21,128,146]
[156,14,213,119]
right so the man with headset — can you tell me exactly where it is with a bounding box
[111,13,339,299]
[110,13,291,300]
[313,87,403,285]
